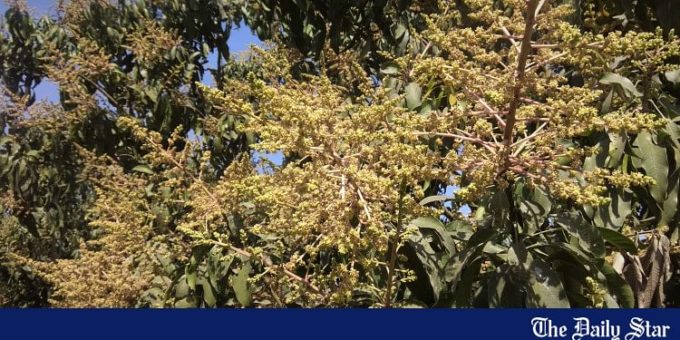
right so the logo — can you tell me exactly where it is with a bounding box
[531,317,670,340]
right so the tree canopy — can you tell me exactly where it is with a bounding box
[1,0,680,307]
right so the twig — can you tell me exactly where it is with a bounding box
[384,187,406,307]
[414,131,496,153]
[502,0,540,150]
[500,25,521,53]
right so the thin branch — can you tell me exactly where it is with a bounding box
[535,0,547,17]
[502,0,540,150]
[414,131,496,153]
[512,121,548,148]
[356,188,372,220]
[384,187,406,307]
[499,25,521,53]
[531,43,559,49]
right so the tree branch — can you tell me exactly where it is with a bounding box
[502,0,540,149]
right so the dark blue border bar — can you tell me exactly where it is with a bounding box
[1,309,678,340]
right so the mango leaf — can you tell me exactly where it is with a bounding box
[486,190,510,227]
[446,220,474,241]
[233,262,252,307]
[132,164,154,175]
[445,228,494,284]
[448,93,457,106]
[632,130,668,203]
[409,216,455,254]
[599,263,635,308]
[175,280,189,299]
[487,268,523,307]
[380,61,399,76]
[197,278,217,307]
[404,82,422,110]
[403,230,446,304]
[583,132,625,170]
[659,135,680,228]
[509,244,569,308]
[552,257,591,307]
[174,296,198,308]
[515,183,551,234]
[601,89,613,113]
[590,189,632,230]
[526,262,570,308]
[410,216,444,230]
[547,242,592,265]
[597,227,636,253]
[555,213,605,258]
[419,195,455,205]
[600,72,642,98]
[660,175,679,228]
[207,249,233,292]
[607,132,626,168]
[665,69,680,85]
[185,245,211,291]
[453,256,483,307]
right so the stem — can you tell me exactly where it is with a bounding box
[502,0,540,150]
[413,131,496,153]
[505,184,521,243]
[384,186,406,307]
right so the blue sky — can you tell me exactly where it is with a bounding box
[2,1,465,207]
[1,1,262,101]
[1,0,281,164]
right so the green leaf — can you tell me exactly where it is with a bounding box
[599,263,635,308]
[659,130,680,228]
[233,262,252,307]
[445,228,494,283]
[185,245,210,291]
[485,190,510,227]
[453,256,483,307]
[546,242,592,265]
[404,82,422,110]
[197,278,216,307]
[555,213,605,258]
[446,220,474,241]
[175,280,189,299]
[597,227,636,253]
[410,216,456,255]
[380,61,399,76]
[509,244,569,308]
[404,230,445,304]
[526,260,570,308]
[660,175,679,228]
[174,296,198,308]
[600,72,642,98]
[186,272,197,292]
[448,93,457,106]
[601,89,613,113]
[391,22,407,39]
[590,189,632,230]
[487,268,523,307]
[606,132,626,168]
[515,183,551,234]
[419,195,455,205]
[410,216,443,229]
[632,130,669,203]
[583,132,626,170]
[132,164,154,175]
[665,69,680,85]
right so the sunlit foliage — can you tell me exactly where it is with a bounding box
[2,0,680,307]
